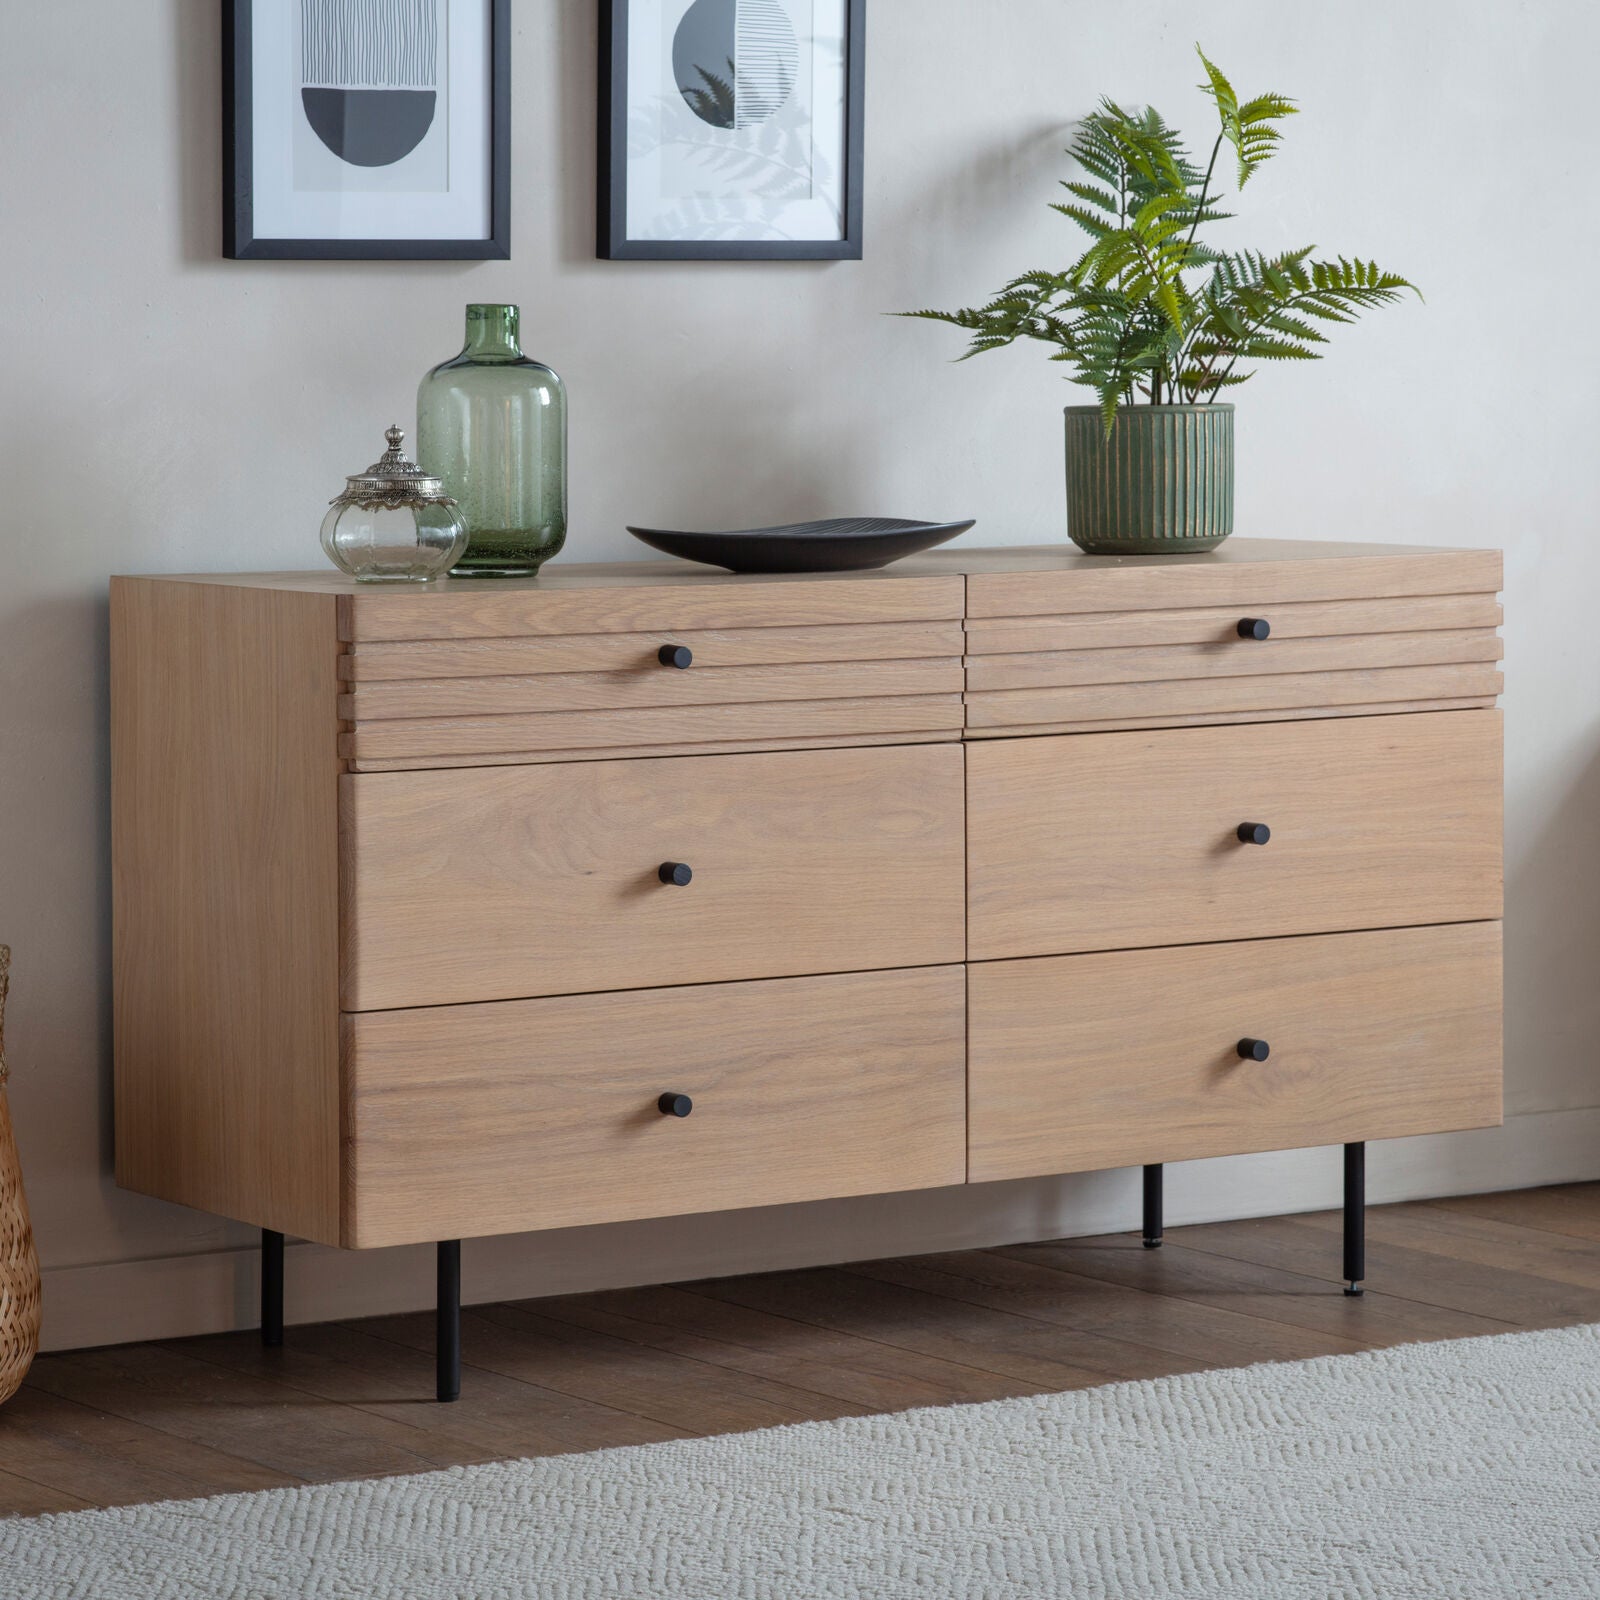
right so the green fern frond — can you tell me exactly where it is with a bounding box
[1180,367,1252,391]
[896,308,988,329]
[1198,46,1297,186]
[898,49,1416,424]
[953,338,1015,361]
[1060,181,1119,213]
[1196,50,1238,124]
[1050,202,1116,239]
[1002,270,1073,295]
[1239,93,1297,123]
[1234,336,1322,361]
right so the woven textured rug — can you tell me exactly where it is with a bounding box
[6,1322,1600,1598]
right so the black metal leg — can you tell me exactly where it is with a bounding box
[261,1229,284,1348]
[1343,1142,1366,1297]
[1142,1164,1164,1249]
[437,1240,461,1402]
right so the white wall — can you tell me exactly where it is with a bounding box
[3,1,1597,1352]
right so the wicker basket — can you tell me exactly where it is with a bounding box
[0,946,42,1404]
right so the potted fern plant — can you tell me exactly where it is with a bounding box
[904,50,1418,554]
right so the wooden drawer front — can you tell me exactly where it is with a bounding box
[965,548,1502,736]
[337,573,965,768]
[967,627,1501,695]
[966,663,1502,738]
[342,658,964,721]
[342,696,965,769]
[342,744,965,1011]
[969,711,1501,961]
[342,643,960,774]
[965,593,1503,655]
[341,620,966,680]
[965,544,1503,621]
[343,966,967,1248]
[969,923,1503,1183]
[339,571,966,641]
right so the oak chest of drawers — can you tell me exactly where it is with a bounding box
[111,539,1504,1399]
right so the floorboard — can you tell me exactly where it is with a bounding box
[3,1181,1597,1517]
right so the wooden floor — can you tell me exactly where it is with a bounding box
[4,1182,1600,1517]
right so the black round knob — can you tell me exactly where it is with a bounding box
[1236,823,1272,846]
[1237,618,1271,641]
[1237,1038,1271,1062]
[658,644,693,670]
[658,862,693,887]
[658,1092,693,1118]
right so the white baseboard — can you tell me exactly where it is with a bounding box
[39,1105,1600,1353]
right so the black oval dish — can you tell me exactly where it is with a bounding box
[626,517,976,574]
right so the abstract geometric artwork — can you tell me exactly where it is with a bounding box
[672,0,799,130]
[225,0,509,261]
[600,0,865,261]
[301,0,440,166]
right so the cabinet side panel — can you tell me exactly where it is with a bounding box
[112,578,342,1242]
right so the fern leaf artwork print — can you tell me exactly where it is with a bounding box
[602,0,863,259]
[672,0,799,130]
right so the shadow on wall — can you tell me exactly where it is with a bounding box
[0,587,116,1233]
[876,118,1073,270]
[1504,737,1600,1123]
[557,0,596,266]
[176,0,222,266]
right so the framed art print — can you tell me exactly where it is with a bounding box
[599,0,865,261]
[224,0,510,260]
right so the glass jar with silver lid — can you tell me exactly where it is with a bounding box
[321,425,468,583]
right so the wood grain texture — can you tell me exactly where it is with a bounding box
[965,546,1502,619]
[968,711,1503,960]
[107,542,1506,1276]
[342,744,966,1011]
[14,1184,1597,1513]
[851,1250,1366,1370]
[343,730,954,772]
[141,543,1498,638]
[964,594,1504,654]
[341,657,965,720]
[960,698,1499,741]
[395,1302,871,1437]
[968,923,1504,1182]
[341,621,967,680]
[342,967,967,1248]
[510,1282,1043,1413]
[152,541,1490,591]
[965,662,1505,731]
[966,629,1502,692]
[338,572,966,641]
[685,1264,1204,1389]
[1166,1210,1600,1333]
[110,578,342,1243]
[340,693,965,762]
[998,1235,1507,1348]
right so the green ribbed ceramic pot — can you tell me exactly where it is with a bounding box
[1064,403,1234,554]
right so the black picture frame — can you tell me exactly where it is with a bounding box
[224,0,511,261]
[599,0,866,262]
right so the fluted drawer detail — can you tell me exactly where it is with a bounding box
[338,584,966,770]
[963,546,1504,738]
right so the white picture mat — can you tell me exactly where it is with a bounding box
[625,0,848,243]
[251,0,493,241]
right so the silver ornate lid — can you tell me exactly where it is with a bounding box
[331,426,457,512]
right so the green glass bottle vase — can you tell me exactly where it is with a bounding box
[416,304,568,576]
